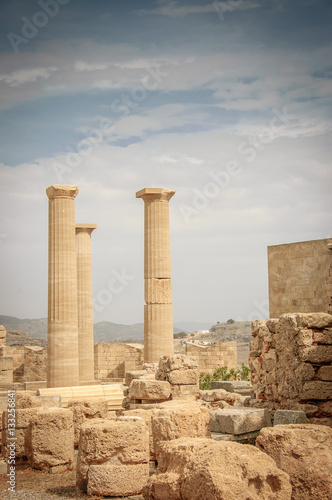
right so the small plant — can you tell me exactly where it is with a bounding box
[199,372,212,390]
[240,363,250,381]
[199,364,251,389]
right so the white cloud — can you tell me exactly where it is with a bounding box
[135,1,260,17]
[0,67,57,87]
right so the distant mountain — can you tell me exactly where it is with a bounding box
[0,315,184,344]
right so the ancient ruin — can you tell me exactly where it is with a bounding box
[46,185,80,388]
[75,223,97,384]
[136,187,175,363]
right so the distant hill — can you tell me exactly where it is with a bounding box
[0,315,185,344]
[207,321,252,343]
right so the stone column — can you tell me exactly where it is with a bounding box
[136,187,175,363]
[46,184,79,388]
[75,223,97,384]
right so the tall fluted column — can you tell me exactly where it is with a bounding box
[46,184,79,388]
[136,187,175,363]
[75,223,97,383]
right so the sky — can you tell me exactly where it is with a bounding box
[0,0,331,327]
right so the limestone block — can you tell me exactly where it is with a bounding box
[143,438,291,500]
[274,410,309,426]
[125,370,148,386]
[170,384,199,400]
[168,369,198,385]
[145,278,172,304]
[2,408,42,459]
[313,329,332,344]
[77,417,149,492]
[299,345,332,363]
[256,424,332,499]
[26,408,74,470]
[316,365,332,381]
[210,381,254,396]
[151,404,210,461]
[88,462,149,497]
[294,363,315,381]
[16,392,42,409]
[0,357,13,384]
[300,381,332,400]
[199,389,228,402]
[129,379,171,401]
[295,313,332,329]
[215,408,272,435]
[121,409,156,460]
[67,399,109,446]
[158,354,198,372]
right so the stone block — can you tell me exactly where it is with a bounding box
[151,403,210,461]
[299,346,332,363]
[168,368,198,385]
[295,313,332,329]
[317,365,332,381]
[300,381,332,400]
[88,463,149,497]
[313,329,332,344]
[125,370,147,386]
[210,380,254,396]
[274,410,309,426]
[121,409,156,460]
[215,407,272,435]
[26,408,74,470]
[0,357,13,384]
[143,437,291,499]
[129,379,171,401]
[77,417,149,492]
[67,399,109,446]
[171,384,199,400]
[256,424,332,499]
[199,389,228,402]
[2,408,42,459]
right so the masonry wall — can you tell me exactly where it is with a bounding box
[268,238,332,318]
[0,346,46,383]
[249,313,332,426]
[94,343,144,380]
[185,342,237,374]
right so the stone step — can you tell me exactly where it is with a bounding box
[210,407,272,435]
[37,384,124,408]
[210,381,254,397]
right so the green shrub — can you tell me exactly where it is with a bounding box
[199,364,251,389]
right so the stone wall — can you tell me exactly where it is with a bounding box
[94,343,144,380]
[268,238,332,318]
[249,313,332,426]
[0,326,6,346]
[0,346,46,383]
[185,342,237,374]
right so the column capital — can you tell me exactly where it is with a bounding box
[75,223,97,235]
[46,184,79,200]
[136,187,175,202]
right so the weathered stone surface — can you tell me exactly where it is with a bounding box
[299,345,332,363]
[295,313,332,329]
[313,328,332,344]
[156,355,199,385]
[129,379,171,401]
[301,381,332,400]
[151,404,210,461]
[317,365,332,381]
[215,407,272,435]
[0,325,6,346]
[170,384,199,400]
[199,389,228,402]
[16,392,42,409]
[125,370,148,386]
[210,380,254,396]
[2,408,42,459]
[143,438,292,499]
[26,408,74,470]
[67,399,108,446]
[0,357,13,384]
[88,463,149,497]
[168,369,198,385]
[256,424,332,499]
[77,417,149,492]
[121,409,156,460]
[274,410,308,426]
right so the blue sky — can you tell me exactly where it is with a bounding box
[0,0,331,326]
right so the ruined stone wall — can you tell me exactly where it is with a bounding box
[185,342,237,374]
[0,326,6,346]
[268,238,332,318]
[94,343,144,380]
[249,313,332,425]
[0,346,46,382]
